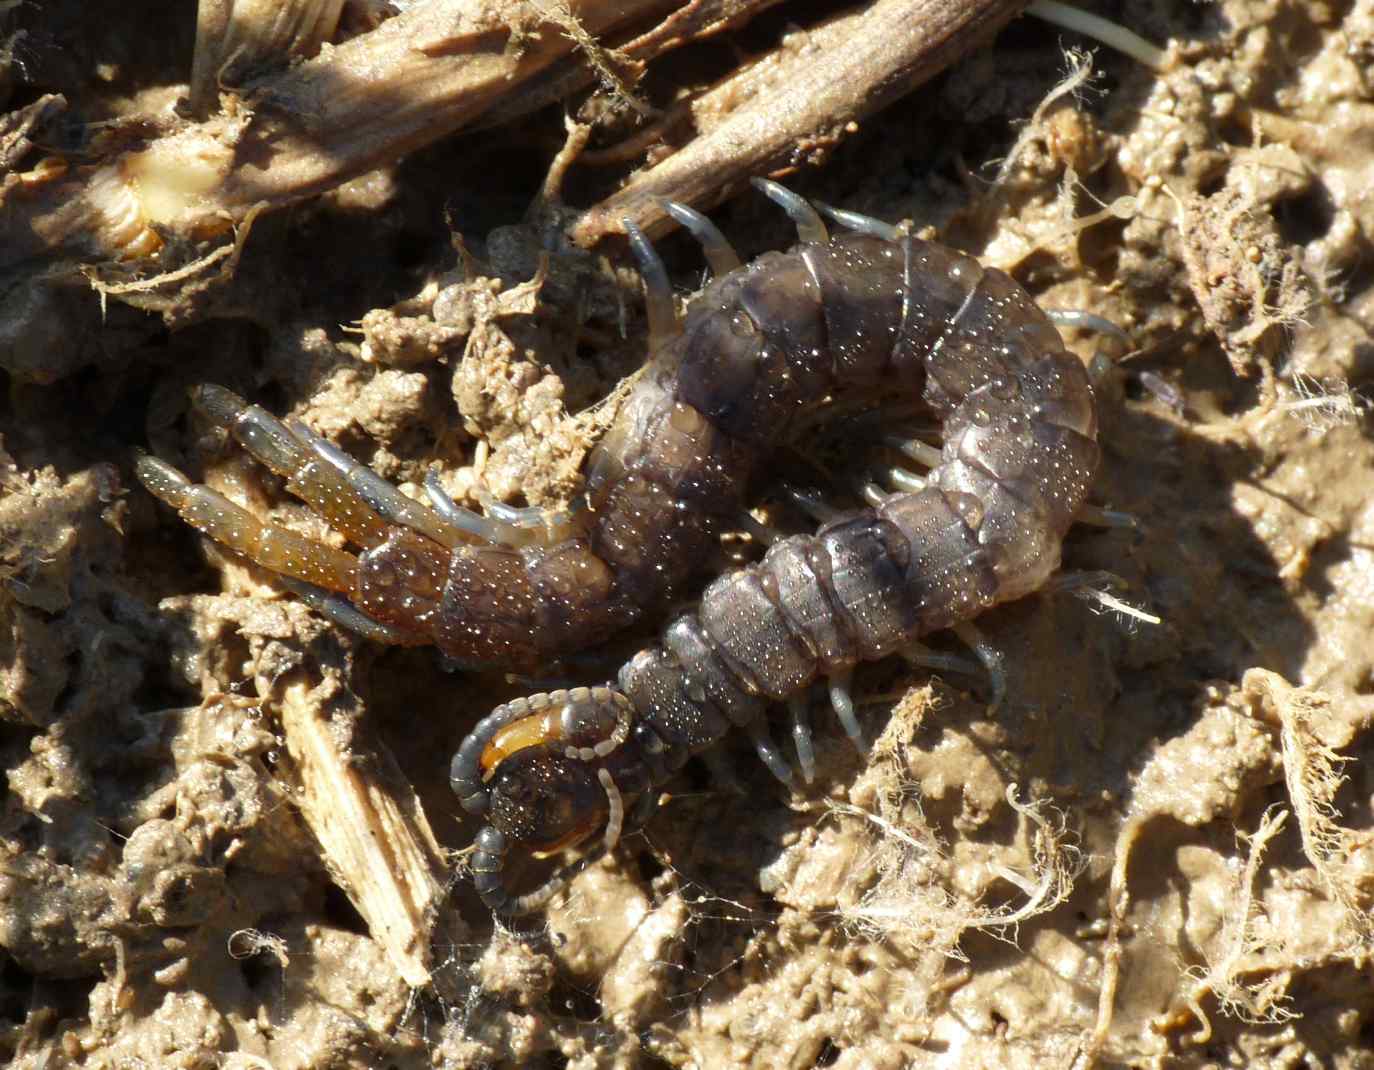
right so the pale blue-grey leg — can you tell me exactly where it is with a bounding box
[813,201,902,241]
[747,719,795,787]
[951,621,1006,713]
[883,433,944,470]
[788,694,817,785]
[1043,308,1131,344]
[421,470,530,547]
[781,483,842,524]
[751,178,829,244]
[282,578,420,644]
[661,199,742,276]
[828,670,866,752]
[1075,504,1139,529]
[623,219,679,352]
[900,641,981,678]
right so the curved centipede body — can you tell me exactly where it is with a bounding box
[133,183,1100,917]
[451,188,1101,914]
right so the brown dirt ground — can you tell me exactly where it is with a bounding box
[4,0,1374,1067]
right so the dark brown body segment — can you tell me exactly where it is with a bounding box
[456,227,1101,913]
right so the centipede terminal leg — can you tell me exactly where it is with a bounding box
[192,385,392,551]
[134,451,362,594]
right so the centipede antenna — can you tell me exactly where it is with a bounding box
[788,695,817,784]
[472,823,618,916]
[450,699,548,814]
[598,769,625,851]
[623,219,679,351]
[828,671,865,752]
[813,201,902,242]
[661,199,743,276]
[751,178,829,245]
[746,719,795,787]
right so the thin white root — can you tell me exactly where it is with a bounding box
[1180,806,1296,1033]
[1026,0,1171,71]
[829,780,1080,959]
[993,46,1099,192]
[1258,672,1372,941]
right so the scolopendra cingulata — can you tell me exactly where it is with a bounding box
[135,181,1102,916]
[449,184,1103,913]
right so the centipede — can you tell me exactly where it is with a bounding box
[136,181,1100,916]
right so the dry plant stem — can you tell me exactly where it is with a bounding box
[278,678,448,988]
[188,0,346,118]
[571,0,1027,245]
[472,0,791,132]
[7,0,723,269]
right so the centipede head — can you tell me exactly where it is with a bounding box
[485,746,608,857]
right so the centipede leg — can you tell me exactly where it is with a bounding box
[828,671,866,753]
[751,178,829,244]
[289,420,474,550]
[747,719,795,787]
[282,579,427,644]
[788,695,817,784]
[879,465,927,493]
[419,471,552,548]
[860,481,890,507]
[193,385,390,550]
[781,483,842,524]
[135,452,360,593]
[1043,308,1132,345]
[661,200,742,276]
[901,641,981,678]
[951,621,1007,713]
[884,434,945,470]
[1076,504,1139,529]
[624,220,679,351]
[813,201,903,241]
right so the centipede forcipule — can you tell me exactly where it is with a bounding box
[450,183,1101,914]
